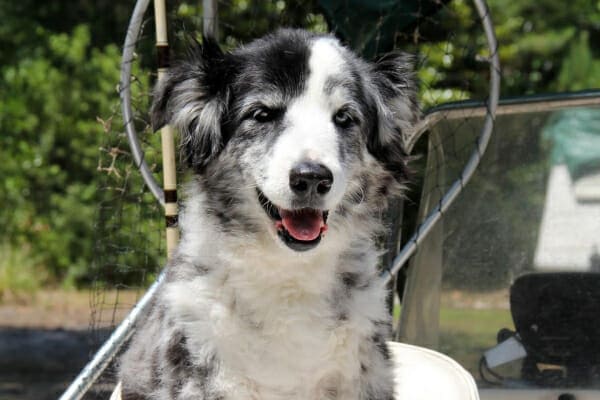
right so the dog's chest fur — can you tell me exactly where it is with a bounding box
[173,260,365,398]
[120,222,394,400]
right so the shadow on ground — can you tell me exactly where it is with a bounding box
[0,327,116,400]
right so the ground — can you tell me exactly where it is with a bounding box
[0,290,139,400]
[0,288,511,399]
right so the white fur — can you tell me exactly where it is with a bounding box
[167,146,394,398]
[260,38,349,212]
[169,196,390,399]
[119,29,412,400]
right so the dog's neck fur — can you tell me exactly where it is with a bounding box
[161,181,390,399]
[175,175,385,286]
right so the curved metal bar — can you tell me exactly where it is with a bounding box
[405,89,600,154]
[120,0,165,206]
[60,2,223,399]
[59,1,160,398]
[380,0,501,285]
[58,273,166,400]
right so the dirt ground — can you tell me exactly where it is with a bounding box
[0,289,140,330]
[0,288,510,400]
[0,290,140,400]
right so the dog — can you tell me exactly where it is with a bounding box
[119,28,417,400]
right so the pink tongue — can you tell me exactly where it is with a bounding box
[279,209,324,241]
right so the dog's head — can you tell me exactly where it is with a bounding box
[151,29,418,253]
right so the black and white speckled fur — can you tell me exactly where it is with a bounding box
[119,29,418,400]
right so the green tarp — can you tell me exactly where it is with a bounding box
[543,108,600,180]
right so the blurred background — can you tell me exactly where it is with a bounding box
[0,0,599,399]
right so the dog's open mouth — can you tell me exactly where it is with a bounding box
[257,189,328,251]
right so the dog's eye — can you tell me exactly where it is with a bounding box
[333,109,354,128]
[252,107,277,123]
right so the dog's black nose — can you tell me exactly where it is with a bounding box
[289,162,333,197]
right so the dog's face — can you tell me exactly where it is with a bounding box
[152,29,417,253]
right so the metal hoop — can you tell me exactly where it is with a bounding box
[379,0,501,285]
[120,0,165,206]
[59,0,499,397]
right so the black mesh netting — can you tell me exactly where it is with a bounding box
[83,0,498,396]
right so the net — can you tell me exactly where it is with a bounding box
[79,0,499,397]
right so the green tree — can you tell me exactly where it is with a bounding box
[0,24,138,284]
[1,0,599,289]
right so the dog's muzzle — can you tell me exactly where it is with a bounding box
[257,162,333,251]
[257,190,329,251]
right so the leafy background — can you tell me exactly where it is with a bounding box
[1,0,599,296]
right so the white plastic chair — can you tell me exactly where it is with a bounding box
[111,342,479,399]
[389,341,480,400]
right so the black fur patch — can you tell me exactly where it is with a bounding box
[150,349,162,388]
[122,391,147,400]
[166,330,192,368]
[233,29,310,101]
[369,51,418,183]
[340,271,360,289]
[372,332,391,361]
[200,164,261,234]
[151,36,236,172]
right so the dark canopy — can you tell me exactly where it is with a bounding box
[319,0,447,58]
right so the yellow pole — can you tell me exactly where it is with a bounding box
[154,0,179,258]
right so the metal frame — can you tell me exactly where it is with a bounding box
[408,89,600,153]
[379,0,501,285]
[120,0,163,205]
[395,90,600,346]
[58,275,165,400]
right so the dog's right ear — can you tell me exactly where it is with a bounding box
[150,37,234,171]
[366,51,419,185]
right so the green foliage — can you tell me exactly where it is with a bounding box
[489,0,600,95]
[0,23,126,284]
[555,31,600,92]
[168,0,326,51]
[399,0,600,106]
[0,242,45,300]
[1,0,599,289]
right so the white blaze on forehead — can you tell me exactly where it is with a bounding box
[305,38,345,99]
[260,37,350,210]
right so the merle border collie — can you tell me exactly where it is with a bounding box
[119,28,418,400]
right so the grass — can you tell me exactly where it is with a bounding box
[0,243,45,302]
[439,307,514,376]
[394,301,514,377]
[0,288,141,329]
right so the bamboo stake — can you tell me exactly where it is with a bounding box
[203,0,219,39]
[154,0,179,258]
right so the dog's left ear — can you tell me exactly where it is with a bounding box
[369,52,419,182]
[150,37,235,171]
